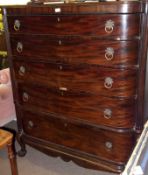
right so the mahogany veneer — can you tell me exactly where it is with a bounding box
[10,36,139,66]
[7,14,140,36]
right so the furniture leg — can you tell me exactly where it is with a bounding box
[7,141,18,175]
[17,131,26,157]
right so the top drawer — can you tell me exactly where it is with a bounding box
[7,14,140,38]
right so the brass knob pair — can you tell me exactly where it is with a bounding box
[14,20,23,53]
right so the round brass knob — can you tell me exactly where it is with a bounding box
[28,120,34,128]
[14,19,20,31]
[105,20,114,34]
[105,141,113,150]
[19,66,26,76]
[104,77,114,89]
[22,92,29,102]
[16,42,23,53]
[105,47,114,61]
[104,108,112,119]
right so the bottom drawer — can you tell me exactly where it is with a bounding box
[21,109,135,163]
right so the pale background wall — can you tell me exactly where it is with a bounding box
[0,0,30,5]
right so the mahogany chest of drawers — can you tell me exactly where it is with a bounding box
[3,1,148,173]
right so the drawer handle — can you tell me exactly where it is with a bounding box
[105,20,114,34]
[14,20,20,31]
[104,108,112,119]
[17,42,23,53]
[105,47,114,61]
[104,77,114,89]
[105,141,113,150]
[28,120,34,128]
[22,92,29,102]
[19,66,26,76]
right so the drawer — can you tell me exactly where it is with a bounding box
[13,61,137,98]
[17,83,135,128]
[21,109,135,163]
[8,14,140,37]
[10,35,139,66]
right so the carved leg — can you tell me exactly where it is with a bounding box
[17,145,27,157]
[16,130,27,157]
[7,141,18,175]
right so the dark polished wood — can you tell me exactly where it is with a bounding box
[17,83,135,128]
[10,36,139,67]
[23,136,126,173]
[136,0,148,131]
[21,109,135,163]
[5,2,143,14]
[13,60,137,98]
[8,14,140,37]
[3,1,148,173]
[0,32,7,51]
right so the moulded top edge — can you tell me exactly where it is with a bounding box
[2,1,144,14]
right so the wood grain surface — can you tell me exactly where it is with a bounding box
[10,36,139,66]
[6,2,142,15]
[8,14,140,37]
[13,60,137,98]
[17,83,135,128]
[21,109,135,163]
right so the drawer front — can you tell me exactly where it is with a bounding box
[21,109,135,163]
[18,83,135,128]
[8,14,140,37]
[10,35,138,66]
[14,61,137,98]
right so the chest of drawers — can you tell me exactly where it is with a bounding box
[3,1,148,173]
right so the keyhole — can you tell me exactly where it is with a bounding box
[59,65,63,70]
[59,40,62,45]
[57,17,60,22]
